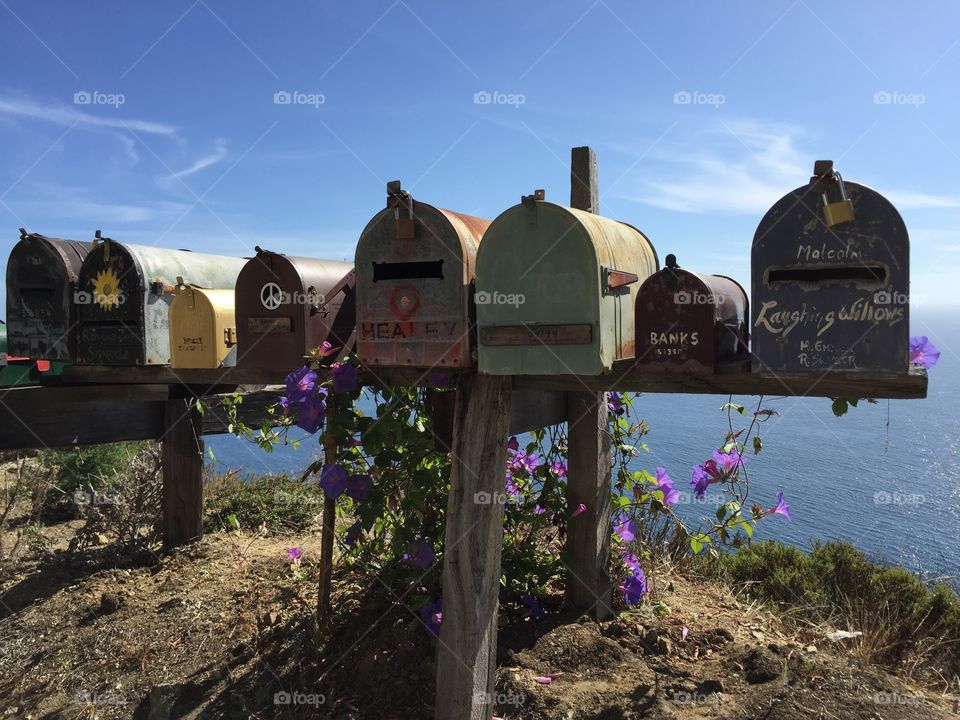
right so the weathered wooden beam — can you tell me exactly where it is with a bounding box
[436,374,512,720]
[513,362,929,399]
[566,145,614,620]
[161,398,204,549]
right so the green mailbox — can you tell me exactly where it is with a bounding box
[476,195,658,375]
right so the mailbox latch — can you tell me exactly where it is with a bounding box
[388,180,416,241]
[224,327,237,347]
[602,266,639,295]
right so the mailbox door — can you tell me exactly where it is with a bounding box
[77,243,147,365]
[6,234,91,361]
[751,181,909,373]
[235,253,353,371]
[355,202,484,368]
[635,270,716,372]
[170,288,235,368]
[477,202,656,375]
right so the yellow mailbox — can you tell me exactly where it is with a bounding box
[169,280,238,369]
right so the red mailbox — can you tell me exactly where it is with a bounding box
[635,254,749,373]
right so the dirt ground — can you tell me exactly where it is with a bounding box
[1,515,957,718]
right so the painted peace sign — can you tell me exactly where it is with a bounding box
[260,282,283,310]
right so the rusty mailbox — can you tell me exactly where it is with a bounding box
[169,281,238,369]
[354,181,490,368]
[476,193,659,375]
[76,236,247,365]
[635,254,749,373]
[752,161,909,374]
[234,248,355,371]
[5,229,93,361]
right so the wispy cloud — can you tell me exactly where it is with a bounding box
[622,119,960,215]
[162,138,228,182]
[0,95,177,136]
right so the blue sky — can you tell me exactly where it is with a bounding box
[1,0,959,314]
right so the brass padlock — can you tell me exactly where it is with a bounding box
[820,170,855,227]
[390,181,416,240]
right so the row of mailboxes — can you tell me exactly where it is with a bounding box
[4,160,911,376]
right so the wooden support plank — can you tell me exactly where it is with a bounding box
[566,145,614,620]
[0,399,165,450]
[162,398,204,549]
[513,362,929,399]
[436,374,512,720]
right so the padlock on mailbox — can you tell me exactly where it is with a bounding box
[476,193,659,375]
[354,181,490,368]
[169,279,238,369]
[76,235,247,365]
[5,229,93,362]
[751,161,909,374]
[234,249,355,372]
[635,254,749,374]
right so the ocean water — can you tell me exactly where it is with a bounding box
[206,310,959,581]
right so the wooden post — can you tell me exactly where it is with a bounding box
[436,374,512,720]
[318,432,337,623]
[162,398,204,549]
[565,146,613,619]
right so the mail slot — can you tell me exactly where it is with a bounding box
[476,194,659,375]
[169,282,238,369]
[635,254,749,373]
[234,248,355,371]
[6,229,93,361]
[354,181,490,368]
[751,161,909,374]
[76,236,247,365]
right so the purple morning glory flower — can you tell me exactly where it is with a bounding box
[505,476,521,497]
[506,436,520,452]
[550,461,567,479]
[345,474,373,502]
[275,395,290,415]
[712,448,743,473]
[534,504,546,515]
[344,520,363,545]
[285,366,319,404]
[421,599,443,637]
[316,340,338,358]
[607,392,623,415]
[614,512,637,542]
[404,538,435,569]
[286,546,303,562]
[769,491,792,522]
[910,336,941,369]
[331,362,359,393]
[319,464,348,499]
[294,390,327,434]
[654,467,679,506]
[521,452,543,474]
[619,570,647,606]
[622,552,641,573]
[691,465,710,498]
[521,594,544,620]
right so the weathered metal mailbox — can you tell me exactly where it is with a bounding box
[169,282,238,369]
[234,248,355,371]
[354,181,490,368]
[635,254,749,373]
[752,161,909,374]
[76,236,247,365]
[5,229,93,361]
[476,194,659,375]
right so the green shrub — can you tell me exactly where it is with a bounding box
[40,442,148,518]
[203,473,324,534]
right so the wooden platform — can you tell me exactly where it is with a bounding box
[51,361,929,400]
